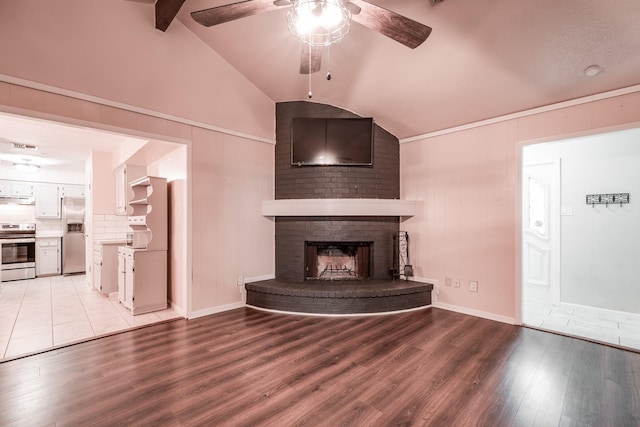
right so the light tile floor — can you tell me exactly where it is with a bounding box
[0,275,182,361]
[523,299,640,351]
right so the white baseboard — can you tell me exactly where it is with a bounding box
[410,276,438,285]
[168,301,186,317]
[560,302,640,324]
[434,301,516,325]
[245,273,275,283]
[188,301,246,319]
[184,274,275,319]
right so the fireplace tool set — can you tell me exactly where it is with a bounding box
[392,231,413,280]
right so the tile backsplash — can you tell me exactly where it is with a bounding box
[92,214,128,240]
[0,205,127,239]
[0,204,35,223]
[0,205,60,230]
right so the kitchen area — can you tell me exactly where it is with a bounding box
[0,185,86,281]
[0,112,187,361]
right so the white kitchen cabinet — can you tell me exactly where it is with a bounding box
[61,185,85,198]
[0,180,34,198]
[0,181,10,197]
[117,246,167,315]
[93,241,124,295]
[36,238,61,277]
[10,181,33,197]
[34,183,61,218]
[115,164,145,215]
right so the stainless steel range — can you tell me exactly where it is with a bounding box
[0,223,36,282]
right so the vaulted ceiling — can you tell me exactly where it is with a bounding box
[150,0,640,139]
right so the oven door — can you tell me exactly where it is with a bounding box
[1,238,36,281]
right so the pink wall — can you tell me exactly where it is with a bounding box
[191,128,274,312]
[401,91,640,323]
[0,0,274,140]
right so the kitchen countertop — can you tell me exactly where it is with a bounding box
[36,231,63,238]
[94,239,127,245]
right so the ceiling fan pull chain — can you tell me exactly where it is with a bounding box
[308,43,313,98]
[326,45,332,81]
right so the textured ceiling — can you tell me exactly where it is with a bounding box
[176,0,640,139]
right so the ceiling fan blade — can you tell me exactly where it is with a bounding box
[300,44,322,74]
[192,0,288,27]
[347,0,432,49]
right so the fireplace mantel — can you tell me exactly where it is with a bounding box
[262,198,418,217]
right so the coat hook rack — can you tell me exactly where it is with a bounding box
[586,193,629,207]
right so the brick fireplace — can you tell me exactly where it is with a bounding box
[246,101,432,314]
[276,216,397,281]
[275,101,400,280]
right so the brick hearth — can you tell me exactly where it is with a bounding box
[246,279,433,314]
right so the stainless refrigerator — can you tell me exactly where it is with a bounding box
[62,197,86,274]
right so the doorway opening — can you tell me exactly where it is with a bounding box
[520,127,640,351]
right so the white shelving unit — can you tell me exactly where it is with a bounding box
[127,176,167,251]
[118,175,168,315]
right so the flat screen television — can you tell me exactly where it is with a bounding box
[291,117,373,166]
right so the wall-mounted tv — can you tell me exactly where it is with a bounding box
[291,117,374,166]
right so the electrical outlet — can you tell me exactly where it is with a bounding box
[237,275,244,286]
[445,277,452,287]
[454,279,460,288]
[469,281,478,292]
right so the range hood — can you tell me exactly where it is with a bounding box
[0,196,35,205]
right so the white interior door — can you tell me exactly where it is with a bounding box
[522,160,560,305]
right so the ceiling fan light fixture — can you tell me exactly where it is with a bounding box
[287,0,351,47]
[13,159,40,173]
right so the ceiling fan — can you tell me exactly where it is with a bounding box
[190,0,432,74]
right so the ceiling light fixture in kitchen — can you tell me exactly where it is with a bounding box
[13,159,40,173]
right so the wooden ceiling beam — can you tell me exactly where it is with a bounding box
[155,0,186,32]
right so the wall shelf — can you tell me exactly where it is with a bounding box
[261,199,418,217]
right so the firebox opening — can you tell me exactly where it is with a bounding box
[305,241,372,280]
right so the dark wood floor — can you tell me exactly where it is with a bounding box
[1,307,639,426]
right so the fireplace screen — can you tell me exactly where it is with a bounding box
[305,241,371,280]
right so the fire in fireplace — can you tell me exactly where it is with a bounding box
[305,241,372,280]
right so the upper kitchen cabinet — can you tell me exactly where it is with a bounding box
[10,181,33,197]
[61,185,85,198]
[34,183,60,218]
[0,180,34,198]
[115,164,145,215]
[0,181,9,197]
